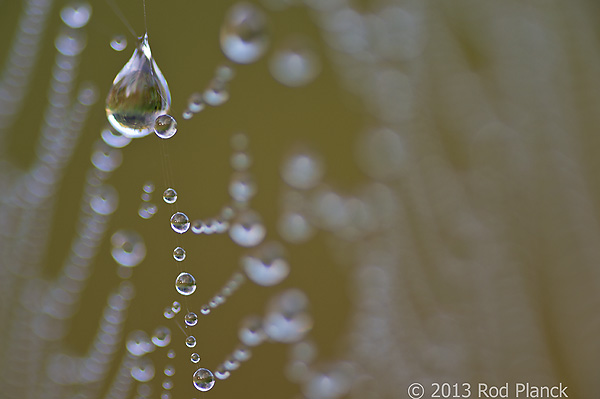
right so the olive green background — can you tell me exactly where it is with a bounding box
[1,0,356,397]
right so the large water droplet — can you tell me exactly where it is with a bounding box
[175,272,196,295]
[111,230,146,267]
[220,3,269,64]
[170,212,190,234]
[229,210,266,247]
[193,368,215,391]
[154,114,177,139]
[106,33,171,138]
[242,241,289,286]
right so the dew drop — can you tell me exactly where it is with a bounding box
[163,188,177,204]
[191,353,201,363]
[111,230,146,267]
[110,35,128,51]
[185,335,197,348]
[170,212,190,234]
[234,345,252,362]
[171,301,181,314]
[184,312,198,326]
[220,3,269,64]
[162,378,173,390]
[151,326,172,347]
[215,64,236,82]
[126,330,154,356]
[60,2,92,29]
[200,305,211,315]
[203,79,229,106]
[91,142,122,172]
[55,30,87,56]
[90,184,118,215]
[215,365,231,380]
[154,114,177,139]
[173,246,186,261]
[131,357,155,382]
[238,315,266,346]
[106,33,171,138]
[138,202,158,219]
[279,212,314,243]
[263,289,313,343]
[270,37,321,87]
[167,349,176,359]
[242,241,289,286]
[281,150,323,189]
[193,368,215,391]
[175,272,196,296]
[229,210,266,247]
[187,93,205,113]
[229,172,256,202]
[163,307,175,319]
[101,127,131,148]
[164,365,175,377]
[143,182,155,193]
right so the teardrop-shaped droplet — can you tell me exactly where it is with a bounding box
[106,33,171,139]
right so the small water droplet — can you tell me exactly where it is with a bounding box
[200,305,211,315]
[110,34,128,51]
[170,212,190,234]
[184,312,198,326]
[106,34,171,138]
[185,335,197,348]
[173,246,186,261]
[171,301,181,314]
[162,378,173,390]
[143,182,155,193]
[55,30,87,56]
[163,188,177,204]
[60,2,92,29]
[182,110,193,119]
[111,230,146,267]
[233,345,252,362]
[229,210,266,247]
[231,151,252,171]
[191,353,201,363]
[215,64,236,82]
[163,307,175,319]
[154,114,178,139]
[167,349,176,359]
[242,241,289,286]
[193,368,215,391]
[220,3,269,64]
[91,141,122,172]
[151,326,172,347]
[215,365,231,380]
[175,272,196,295]
[270,37,320,87]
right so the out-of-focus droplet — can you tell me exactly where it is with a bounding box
[154,114,177,139]
[170,212,190,234]
[229,210,266,247]
[187,92,205,113]
[110,35,127,51]
[278,212,314,243]
[138,202,157,219]
[175,272,196,295]
[263,289,312,343]
[242,241,289,286]
[106,33,171,138]
[238,315,266,346]
[151,326,171,347]
[173,246,186,261]
[220,2,269,64]
[126,330,154,356]
[60,2,92,29]
[111,230,146,267]
[193,368,215,391]
[171,301,181,314]
[203,79,229,106]
[270,37,320,87]
[281,150,323,190]
[101,127,131,148]
[229,172,256,202]
[55,30,86,56]
[131,357,155,382]
[90,184,118,215]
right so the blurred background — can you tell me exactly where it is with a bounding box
[1,0,600,398]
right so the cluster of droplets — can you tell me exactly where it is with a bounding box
[138,181,158,219]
